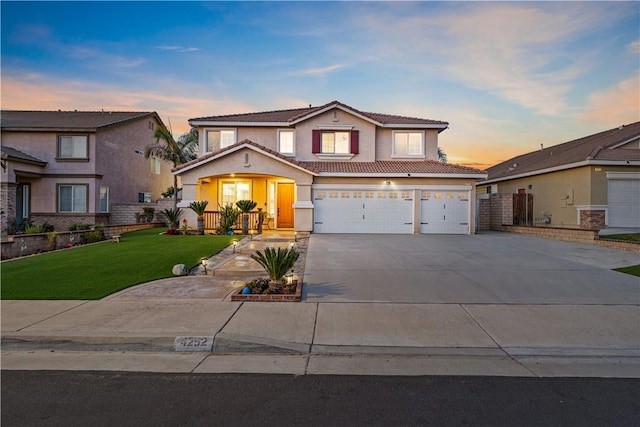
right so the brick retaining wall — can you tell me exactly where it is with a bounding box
[504,225,639,252]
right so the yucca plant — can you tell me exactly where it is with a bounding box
[188,200,209,235]
[250,247,299,284]
[236,200,257,234]
[162,208,182,230]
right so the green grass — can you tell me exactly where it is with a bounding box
[1,228,237,300]
[601,233,640,242]
[614,264,640,277]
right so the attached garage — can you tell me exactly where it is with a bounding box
[608,173,640,227]
[313,189,414,234]
[420,190,470,234]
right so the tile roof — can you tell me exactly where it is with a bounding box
[484,121,640,181]
[1,110,160,131]
[174,139,484,177]
[1,146,47,165]
[300,160,484,175]
[189,100,448,127]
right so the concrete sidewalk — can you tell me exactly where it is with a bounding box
[2,232,639,377]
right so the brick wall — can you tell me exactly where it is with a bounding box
[503,225,639,252]
[487,193,513,231]
[478,197,491,230]
[579,210,606,230]
[1,183,15,236]
[29,213,110,232]
[110,199,174,225]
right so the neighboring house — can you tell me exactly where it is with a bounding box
[1,110,173,233]
[176,101,486,234]
[478,121,640,229]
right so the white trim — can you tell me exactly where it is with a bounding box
[606,172,640,180]
[317,124,354,130]
[392,130,425,157]
[383,123,448,130]
[290,104,383,126]
[318,172,487,179]
[608,136,640,149]
[575,205,608,226]
[315,154,355,161]
[480,160,640,185]
[191,121,290,127]
[174,143,318,176]
[277,128,295,156]
[292,201,314,209]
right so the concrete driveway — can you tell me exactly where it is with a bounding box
[302,232,640,304]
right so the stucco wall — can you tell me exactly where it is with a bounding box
[375,128,439,161]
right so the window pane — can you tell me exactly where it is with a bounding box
[220,130,235,148]
[222,183,236,205]
[407,133,422,155]
[206,131,220,152]
[279,131,294,154]
[59,186,72,211]
[100,187,109,212]
[59,136,87,158]
[237,182,250,201]
[73,186,87,212]
[394,133,408,156]
[335,132,349,153]
[321,133,335,153]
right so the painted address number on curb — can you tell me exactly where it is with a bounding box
[174,336,214,352]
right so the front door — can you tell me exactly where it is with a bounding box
[277,182,295,228]
[16,183,30,225]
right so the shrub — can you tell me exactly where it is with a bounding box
[25,224,45,234]
[162,208,182,229]
[69,223,92,231]
[250,247,299,283]
[188,200,209,216]
[165,228,182,235]
[83,229,104,244]
[217,204,240,235]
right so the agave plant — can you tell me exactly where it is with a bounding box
[236,200,257,234]
[188,200,209,235]
[250,247,299,283]
[162,208,182,230]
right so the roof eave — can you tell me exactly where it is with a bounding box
[318,172,487,179]
[289,104,383,127]
[188,121,291,127]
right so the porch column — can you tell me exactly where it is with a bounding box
[293,183,313,232]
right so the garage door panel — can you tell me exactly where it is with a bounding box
[608,179,640,227]
[314,190,413,234]
[420,191,470,234]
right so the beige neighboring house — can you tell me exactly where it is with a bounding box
[176,100,486,234]
[1,110,173,233]
[478,121,640,229]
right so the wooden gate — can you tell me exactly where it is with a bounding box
[513,193,533,226]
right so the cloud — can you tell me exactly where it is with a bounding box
[155,45,199,53]
[581,74,640,125]
[628,40,640,54]
[0,74,252,135]
[291,63,347,76]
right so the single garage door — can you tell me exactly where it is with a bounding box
[420,191,470,234]
[608,178,640,227]
[314,190,413,234]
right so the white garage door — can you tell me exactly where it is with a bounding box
[608,179,640,227]
[314,190,413,234]
[420,191,470,234]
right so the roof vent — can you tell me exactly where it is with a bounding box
[618,125,624,130]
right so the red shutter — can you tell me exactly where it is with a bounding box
[312,129,321,153]
[350,130,359,154]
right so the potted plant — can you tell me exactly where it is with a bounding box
[162,208,182,231]
[236,200,257,235]
[217,204,240,235]
[188,200,209,235]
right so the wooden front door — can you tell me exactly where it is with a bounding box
[276,182,295,228]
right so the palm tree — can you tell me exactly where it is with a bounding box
[438,146,448,163]
[145,125,198,208]
[188,200,209,235]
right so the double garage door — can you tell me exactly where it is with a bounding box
[313,189,470,234]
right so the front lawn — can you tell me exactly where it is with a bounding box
[601,233,640,242]
[614,264,640,277]
[1,228,237,300]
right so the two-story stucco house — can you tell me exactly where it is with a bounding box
[1,110,173,233]
[176,101,486,234]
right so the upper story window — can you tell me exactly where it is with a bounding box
[393,131,424,157]
[278,129,294,155]
[312,129,359,157]
[321,131,350,154]
[150,156,161,174]
[58,135,88,159]
[206,129,236,152]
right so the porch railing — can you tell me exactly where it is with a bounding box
[203,211,263,231]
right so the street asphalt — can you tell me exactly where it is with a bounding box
[2,231,639,377]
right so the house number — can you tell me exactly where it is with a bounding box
[174,336,214,352]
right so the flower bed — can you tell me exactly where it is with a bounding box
[231,279,301,302]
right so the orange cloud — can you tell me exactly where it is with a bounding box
[581,74,640,125]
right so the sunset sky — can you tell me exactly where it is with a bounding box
[2,1,638,170]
